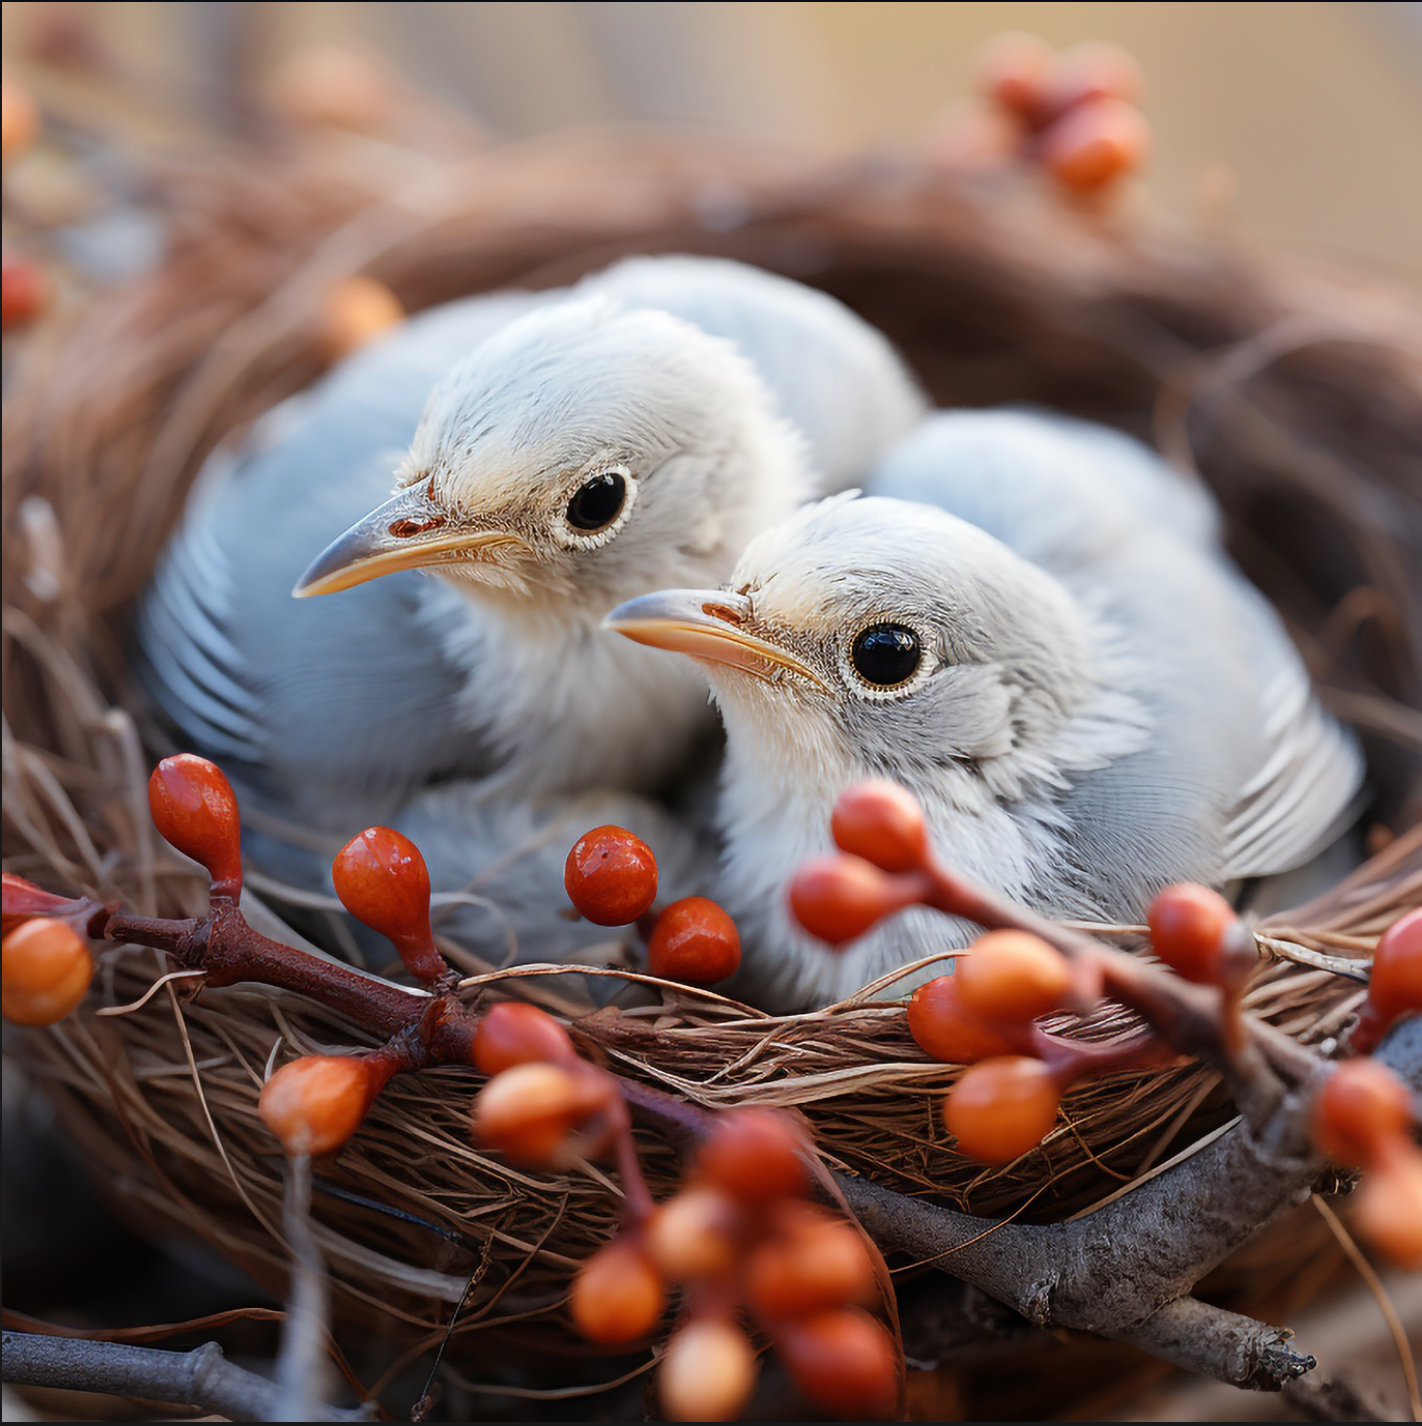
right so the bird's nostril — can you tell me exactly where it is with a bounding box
[702,602,745,627]
[389,515,446,539]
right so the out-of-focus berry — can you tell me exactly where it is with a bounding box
[648,897,741,984]
[646,1186,743,1282]
[1312,1058,1413,1169]
[267,46,404,132]
[788,855,923,948]
[1353,1145,1422,1271]
[564,825,658,927]
[1359,909,1421,1045]
[974,31,1054,121]
[696,1108,808,1204]
[2,256,50,331]
[659,1316,757,1422]
[746,1202,877,1321]
[258,1054,384,1157]
[944,1056,1060,1164]
[147,755,243,900]
[907,975,1018,1064]
[318,276,404,361]
[778,1308,899,1421]
[830,781,930,874]
[1146,883,1240,985]
[1,80,40,165]
[471,1062,611,1168]
[955,930,1072,1024]
[473,1001,576,1075]
[570,1235,666,1345]
[2,917,93,1026]
[1039,96,1150,194]
[1038,41,1145,123]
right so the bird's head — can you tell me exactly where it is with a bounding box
[293,297,810,616]
[607,494,1119,808]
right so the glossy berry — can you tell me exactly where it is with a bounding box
[1354,1146,1422,1271]
[830,781,930,874]
[2,872,80,935]
[1146,883,1242,986]
[1312,1058,1413,1169]
[1039,97,1150,195]
[778,1308,899,1422]
[746,1203,877,1321]
[1038,41,1145,123]
[646,1186,743,1282]
[319,275,404,360]
[907,975,1018,1064]
[564,826,658,927]
[788,855,924,947]
[955,930,1073,1024]
[659,1316,757,1423]
[472,1061,612,1168]
[570,1235,666,1345]
[1366,910,1421,1030]
[2,917,93,1026]
[697,1108,808,1204]
[258,1054,385,1157]
[974,31,1054,122]
[147,755,243,900]
[474,1001,576,1075]
[944,1056,1060,1164]
[332,827,444,984]
[2,256,50,332]
[648,897,741,984]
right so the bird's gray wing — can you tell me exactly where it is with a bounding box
[136,291,551,825]
[589,255,928,492]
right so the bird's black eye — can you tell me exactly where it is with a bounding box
[566,471,627,532]
[851,623,922,687]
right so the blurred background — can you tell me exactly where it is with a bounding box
[3,0,1421,279]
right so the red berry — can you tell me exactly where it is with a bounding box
[332,827,444,984]
[697,1108,808,1203]
[147,755,243,900]
[1038,41,1145,123]
[778,1308,899,1421]
[1367,910,1421,1030]
[974,31,1054,122]
[474,1001,576,1074]
[1039,97,1150,194]
[830,781,930,874]
[659,1316,757,1423]
[1146,883,1243,986]
[944,1056,1060,1164]
[564,825,658,927]
[2,917,93,1026]
[1312,1058,1413,1169]
[648,897,741,984]
[1354,1145,1422,1271]
[955,930,1073,1025]
[907,975,1017,1064]
[570,1235,666,1345]
[258,1054,386,1156]
[1,256,48,331]
[746,1202,877,1321]
[787,855,924,947]
[471,1062,613,1168]
[646,1186,743,1282]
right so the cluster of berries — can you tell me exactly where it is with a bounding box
[934,34,1149,197]
[788,780,1421,1266]
[564,824,741,986]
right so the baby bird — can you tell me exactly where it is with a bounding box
[607,411,1365,1010]
[138,256,924,834]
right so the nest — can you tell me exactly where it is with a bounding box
[4,130,1421,1366]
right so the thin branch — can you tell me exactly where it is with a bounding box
[1,1331,373,1421]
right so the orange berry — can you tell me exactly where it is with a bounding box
[318,276,404,361]
[787,855,923,947]
[147,755,243,899]
[1353,1146,1422,1271]
[1367,909,1421,1029]
[258,1054,382,1157]
[474,1001,576,1075]
[2,872,80,936]
[570,1235,666,1345]
[332,827,444,984]
[831,781,930,874]
[472,1061,611,1168]
[1312,1058,1413,1169]
[1039,97,1150,194]
[646,1186,743,1282]
[1039,41,1145,122]
[974,31,1054,122]
[2,79,41,165]
[778,1308,899,1421]
[697,1108,809,1203]
[944,1056,1060,1164]
[2,256,49,331]
[907,975,1018,1063]
[2,917,93,1026]
[746,1203,877,1321]
[648,897,741,984]
[955,930,1072,1025]
[1146,883,1240,985]
[564,825,658,927]
[659,1316,757,1422]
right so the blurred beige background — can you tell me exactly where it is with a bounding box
[4,1,1421,279]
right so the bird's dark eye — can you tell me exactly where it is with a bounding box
[566,471,627,532]
[851,623,922,687]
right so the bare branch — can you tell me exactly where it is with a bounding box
[1123,1296,1314,1390]
[0,1331,373,1421]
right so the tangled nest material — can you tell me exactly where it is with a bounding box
[3,130,1421,1354]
